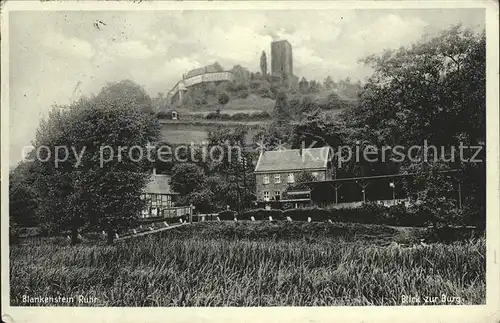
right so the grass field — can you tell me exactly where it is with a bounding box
[10,222,485,306]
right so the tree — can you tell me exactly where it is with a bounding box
[151,92,166,112]
[299,77,309,93]
[30,80,160,245]
[283,170,318,200]
[273,91,290,123]
[260,51,268,77]
[288,97,302,119]
[357,24,485,214]
[170,163,217,213]
[170,163,206,196]
[324,76,334,91]
[212,61,224,72]
[325,92,344,110]
[206,126,255,212]
[218,92,230,111]
[203,82,217,96]
[358,24,485,149]
[405,163,458,227]
[287,24,485,224]
[296,170,317,184]
[231,65,251,83]
[308,80,320,93]
[254,121,292,152]
[96,80,153,114]
[9,161,38,228]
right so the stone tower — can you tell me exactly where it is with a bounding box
[271,40,293,78]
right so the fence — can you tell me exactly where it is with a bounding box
[326,199,411,209]
[142,205,194,219]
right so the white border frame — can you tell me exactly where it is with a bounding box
[1,2,499,322]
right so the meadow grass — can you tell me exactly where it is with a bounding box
[10,222,485,306]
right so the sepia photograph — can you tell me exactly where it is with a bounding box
[1,1,499,322]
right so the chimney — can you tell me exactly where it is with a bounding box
[152,167,157,176]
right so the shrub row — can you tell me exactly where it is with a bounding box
[224,203,472,227]
[206,111,270,121]
[237,209,284,221]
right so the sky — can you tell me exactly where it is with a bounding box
[8,8,485,166]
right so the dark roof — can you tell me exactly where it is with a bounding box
[272,39,291,45]
[144,174,178,195]
[185,63,224,78]
[254,147,330,173]
[186,67,206,78]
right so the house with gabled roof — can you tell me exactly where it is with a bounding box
[253,147,333,208]
[141,168,180,218]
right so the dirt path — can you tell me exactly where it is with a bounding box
[116,223,188,241]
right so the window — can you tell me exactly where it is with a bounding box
[274,191,281,200]
[160,194,169,206]
[172,111,178,120]
[263,191,270,200]
[287,173,295,183]
[312,172,319,179]
[161,195,171,207]
[274,174,281,183]
[263,175,270,184]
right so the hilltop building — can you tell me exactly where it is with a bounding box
[167,63,234,105]
[271,40,293,77]
[166,39,299,106]
[270,40,298,87]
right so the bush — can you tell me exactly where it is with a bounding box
[206,112,231,120]
[284,207,330,222]
[218,210,237,220]
[84,232,104,242]
[381,203,430,227]
[234,83,248,92]
[325,203,387,224]
[229,111,271,121]
[157,111,169,119]
[231,113,250,120]
[237,202,478,228]
[250,111,271,120]
[250,80,264,90]
[258,86,272,98]
[238,89,249,99]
